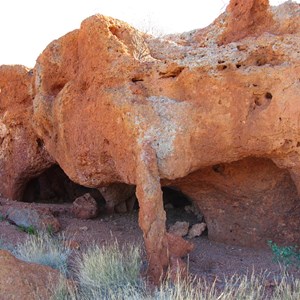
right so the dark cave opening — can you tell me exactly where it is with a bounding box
[162,186,207,235]
[21,169,207,236]
[22,165,105,205]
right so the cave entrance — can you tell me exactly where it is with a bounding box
[22,165,104,205]
[162,186,207,235]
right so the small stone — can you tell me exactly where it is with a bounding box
[168,221,189,237]
[237,44,248,51]
[188,223,206,239]
[79,226,88,231]
[72,193,99,219]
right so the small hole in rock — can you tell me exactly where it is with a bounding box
[36,138,44,148]
[217,65,227,71]
[265,92,273,99]
[212,164,225,174]
[236,64,241,68]
[132,78,144,83]
[297,142,300,147]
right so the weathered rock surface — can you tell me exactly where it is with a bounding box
[0,250,65,299]
[174,157,300,247]
[188,223,207,239]
[72,193,99,219]
[169,221,190,237]
[5,206,60,232]
[0,66,52,201]
[1,0,300,282]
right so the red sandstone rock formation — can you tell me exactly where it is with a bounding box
[1,0,300,282]
[0,66,51,200]
[0,250,68,299]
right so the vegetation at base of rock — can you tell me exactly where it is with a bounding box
[268,240,300,268]
[75,240,144,298]
[49,267,300,300]
[17,224,37,235]
[14,231,71,274]
[4,233,295,299]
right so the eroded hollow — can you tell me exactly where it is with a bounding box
[22,165,104,205]
[173,157,300,247]
[162,186,206,233]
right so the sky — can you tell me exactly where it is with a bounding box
[0,0,295,67]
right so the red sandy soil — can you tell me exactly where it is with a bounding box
[1,198,299,285]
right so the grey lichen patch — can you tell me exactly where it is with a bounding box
[138,96,191,169]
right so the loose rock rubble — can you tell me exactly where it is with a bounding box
[188,223,207,239]
[169,221,190,237]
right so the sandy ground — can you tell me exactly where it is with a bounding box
[1,198,299,286]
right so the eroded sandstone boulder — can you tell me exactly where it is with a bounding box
[169,221,190,237]
[188,223,207,239]
[0,66,52,201]
[3,205,60,233]
[1,0,300,282]
[0,250,67,299]
[72,193,99,219]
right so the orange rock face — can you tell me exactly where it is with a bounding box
[0,66,51,200]
[1,0,300,282]
[0,250,65,299]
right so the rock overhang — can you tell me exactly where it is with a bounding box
[1,0,300,282]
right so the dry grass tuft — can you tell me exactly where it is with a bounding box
[14,231,71,275]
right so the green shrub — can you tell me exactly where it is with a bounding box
[14,231,71,274]
[17,224,37,235]
[268,240,300,268]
